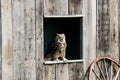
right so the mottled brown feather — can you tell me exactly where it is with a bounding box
[44,33,67,61]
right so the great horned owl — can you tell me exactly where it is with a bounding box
[44,33,67,61]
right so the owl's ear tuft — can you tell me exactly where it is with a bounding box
[62,33,65,35]
[56,33,59,36]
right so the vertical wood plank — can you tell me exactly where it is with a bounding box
[44,65,55,80]
[56,64,69,80]
[1,0,13,80]
[68,63,76,80]
[68,63,83,80]
[83,0,96,78]
[35,0,44,80]
[44,0,68,16]
[18,0,25,79]
[24,0,36,80]
[12,0,25,80]
[109,0,119,61]
[119,0,120,63]
[96,0,110,56]
[0,0,2,79]
[76,63,84,80]
[68,0,83,15]
[97,0,119,61]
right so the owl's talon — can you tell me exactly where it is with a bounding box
[63,58,68,63]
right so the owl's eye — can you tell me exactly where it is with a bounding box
[60,38,63,41]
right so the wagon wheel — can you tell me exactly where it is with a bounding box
[88,56,120,80]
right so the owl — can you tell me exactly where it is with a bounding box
[44,33,67,61]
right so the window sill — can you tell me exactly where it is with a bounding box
[44,59,83,65]
[44,14,84,18]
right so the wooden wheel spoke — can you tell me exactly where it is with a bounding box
[92,69,101,80]
[96,62,106,80]
[110,61,113,80]
[88,57,120,80]
[113,68,120,80]
[103,59,109,80]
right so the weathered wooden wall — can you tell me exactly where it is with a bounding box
[119,0,120,63]
[1,0,44,80]
[96,0,119,61]
[0,1,1,79]
[0,0,84,80]
[1,0,13,80]
[0,0,120,80]
[44,0,83,16]
[83,0,96,77]
[44,0,84,80]
[44,62,83,80]
[96,0,120,79]
[83,0,120,79]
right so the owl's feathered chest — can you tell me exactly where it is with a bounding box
[45,33,67,61]
[47,40,66,54]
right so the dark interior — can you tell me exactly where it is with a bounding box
[44,17,83,60]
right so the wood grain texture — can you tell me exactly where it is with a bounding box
[24,0,36,79]
[96,0,119,61]
[44,65,55,80]
[44,0,68,16]
[35,0,44,80]
[109,0,119,61]
[119,0,120,63]
[1,0,13,80]
[76,63,84,80]
[68,63,76,80]
[68,63,83,80]
[55,64,69,80]
[83,0,96,76]
[0,1,2,79]
[12,0,25,80]
[68,0,83,15]
[0,0,86,80]
[44,63,84,80]
[96,0,110,55]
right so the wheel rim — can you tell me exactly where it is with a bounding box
[88,56,120,80]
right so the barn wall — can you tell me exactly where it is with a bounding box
[1,0,13,80]
[0,0,1,79]
[44,0,83,16]
[83,0,96,76]
[84,0,120,79]
[1,0,44,80]
[96,0,119,61]
[1,0,84,80]
[44,62,83,80]
[96,1,120,80]
[119,0,120,62]
[0,0,120,80]
[44,0,84,80]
